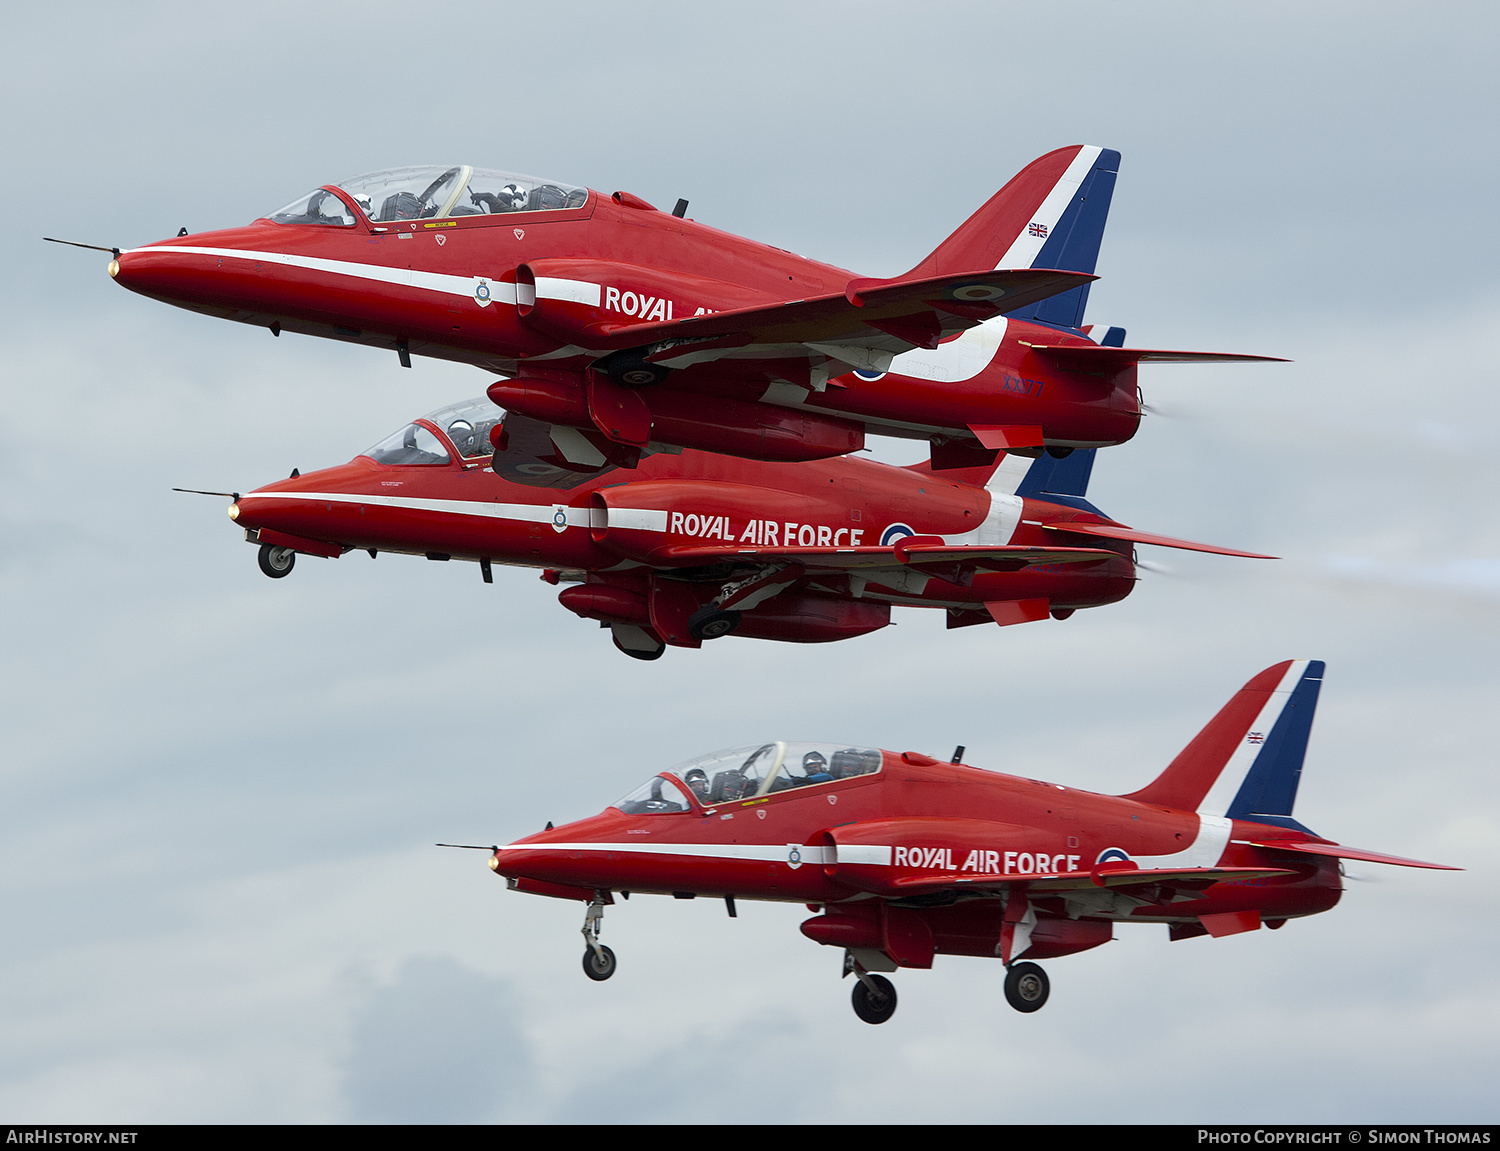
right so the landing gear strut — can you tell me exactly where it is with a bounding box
[580,893,617,982]
[1004,961,1049,1012]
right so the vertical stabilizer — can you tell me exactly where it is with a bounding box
[906,145,1120,330]
[1122,661,1325,832]
[1011,449,1101,514]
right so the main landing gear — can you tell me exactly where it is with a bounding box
[839,953,1052,1022]
[257,543,295,578]
[580,893,617,982]
[1004,961,1050,1013]
[851,973,898,1025]
[844,952,899,1025]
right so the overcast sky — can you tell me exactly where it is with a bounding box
[2,0,1497,1124]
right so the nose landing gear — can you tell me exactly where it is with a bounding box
[257,543,296,578]
[580,893,617,981]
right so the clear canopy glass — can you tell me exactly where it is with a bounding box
[359,399,504,466]
[420,398,504,460]
[612,742,884,813]
[362,422,451,467]
[267,187,356,227]
[265,165,589,225]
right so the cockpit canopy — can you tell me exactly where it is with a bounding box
[267,165,589,226]
[361,398,503,466]
[613,742,884,814]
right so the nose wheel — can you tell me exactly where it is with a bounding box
[582,944,617,981]
[579,893,617,981]
[257,543,295,578]
[1004,961,1049,1012]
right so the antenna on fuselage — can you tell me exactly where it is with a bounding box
[951,746,965,764]
[672,199,689,218]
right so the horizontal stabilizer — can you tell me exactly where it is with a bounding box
[1041,520,1276,559]
[1244,840,1459,870]
[1021,342,1288,373]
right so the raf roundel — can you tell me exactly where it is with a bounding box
[949,282,1007,302]
[880,523,916,547]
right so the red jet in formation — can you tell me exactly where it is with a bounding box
[221,397,1270,659]
[465,661,1453,1023]
[104,145,1279,474]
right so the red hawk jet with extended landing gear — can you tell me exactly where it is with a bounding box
[214,395,1272,659]
[97,146,1280,472]
[460,661,1454,1023]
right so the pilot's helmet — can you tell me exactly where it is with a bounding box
[447,419,476,455]
[802,751,830,779]
[500,184,527,210]
[683,768,710,800]
[351,193,373,215]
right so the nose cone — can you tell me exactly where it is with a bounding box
[110,225,280,314]
[231,460,374,536]
[490,811,627,885]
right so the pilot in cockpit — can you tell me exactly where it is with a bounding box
[683,768,710,803]
[801,751,833,784]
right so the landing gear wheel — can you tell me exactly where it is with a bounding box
[257,543,295,579]
[688,606,742,641]
[1004,961,1049,1012]
[606,353,670,389]
[851,974,897,1024]
[582,944,617,981]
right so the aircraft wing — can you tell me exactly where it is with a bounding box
[887,865,1296,897]
[1241,840,1460,870]
[650,543,1119,572]
[588,268,1097,374]
[489,411,627,489]
[1040,520,1277,559]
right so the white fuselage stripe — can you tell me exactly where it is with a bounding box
[125,244,517,304]
[245,488,596,528]
[498,841,837,865]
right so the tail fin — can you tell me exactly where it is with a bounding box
[905,145,1120,330]
[1122,661,1326,832]
[1008,448,1101,513]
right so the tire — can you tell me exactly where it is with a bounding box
[851,975,897,1024]
[606,353,669,389]
[687,606,742,641]
[1004,961,1049,1013]
[582,944,617,982]
[258,543,295,579]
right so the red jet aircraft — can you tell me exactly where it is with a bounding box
[220,396,1271,659]
[102,146,1280,472]
[466,661,1454,1023]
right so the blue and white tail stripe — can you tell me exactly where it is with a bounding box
[995,146,1108,271]
[1198,660,1325,827]
[997,146,1120,330]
